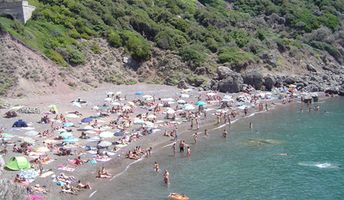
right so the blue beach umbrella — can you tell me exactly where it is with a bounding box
[63,122,74,127]
[195,101,206,106]
[63,137,79,143]
[60,131,73,138]
[135,91,144,95]
[81,117,93,123]
[114,130,124,137]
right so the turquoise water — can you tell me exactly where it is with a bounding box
[100,97,344,200]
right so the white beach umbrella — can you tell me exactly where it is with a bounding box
[184,104,195,111]
[123,105,132,110]
[166,108,176,114]
[134,118,145,124]
[147,114,157,120]
[104,97,112,102]
[66,113,79,118]
[144,121,155,128]
[72,102,82,108]
[98,141,112,148]
[180,94,190,98]
[161,98,175,102]
[207,92,216,96]
[112,102,121,106]
[99,131,114,138]
[177,99,186,104]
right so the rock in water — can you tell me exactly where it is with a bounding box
[0,179,27,200]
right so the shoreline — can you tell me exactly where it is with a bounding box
[0,84,330,200]
[77,93,315,200]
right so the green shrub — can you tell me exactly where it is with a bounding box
[108,31,122,47]
[179,45,207,67]
[90,42,101,54]
[155,29,188,50]
[218,47,255,65]
[121,30,152,61]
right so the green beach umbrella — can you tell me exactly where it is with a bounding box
[195,101,206,106]
[5,156,31,171]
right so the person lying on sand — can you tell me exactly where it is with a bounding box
[76,180,91,190]
[13,174,26,184]
[32,184,48,194]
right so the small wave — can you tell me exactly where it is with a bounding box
[110,157,144,181]
[298,162,340,169]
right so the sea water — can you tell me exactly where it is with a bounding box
[100,97,344,200]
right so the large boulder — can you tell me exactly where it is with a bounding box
[242,71,264,90]
[264,76,276,91]
[217,66,233,80]
[218,72,243,93]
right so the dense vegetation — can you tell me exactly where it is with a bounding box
[0,0,343,74]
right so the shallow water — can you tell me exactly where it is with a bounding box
[97,97,344,200]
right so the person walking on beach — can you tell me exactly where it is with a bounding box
[154,161,160,172]
[163,170,170,185]
[187,146,191,157]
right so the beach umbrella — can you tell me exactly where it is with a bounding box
[135,91,144,95]
[72,102,82,108]
[63,122,74,127]
[180,94,190,98]
[21,137,35,144]
[112,102,121,106]
[195,101,206,106]
[177,99,186,104]
[166,108,175,114]
[184,104,195,111]
[81,117,93,123]
[8,106,24,111]
[63,137,79,143]
[85,130,97,135]
[123,105,132,110]
[106,92,114,96]
[142,95,153,101]
[116,91,122,95]
[25,130,39,137]
[104,97,112,102]
[127,102,135,107]
[66,113,79,118]
[44,139,58,144]
[161,98,175,102]
[99,131,114,138]
[207,92,216,96]
[147,114,157,120]
[98,141,112,148]
[133,118,145,125]
[59,131,73,138]
[144,121,155,128]
[114,130,124,137]
[34,146,50,153]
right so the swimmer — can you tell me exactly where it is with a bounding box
[204,129,208,137]
[223,129,227,138]
[187,146,191,157]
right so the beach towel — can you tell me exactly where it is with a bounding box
[57,166,75,172]
[95,157,111,162]
[29,194,44,200]
[40,171,54,178]
[19,169,38,182]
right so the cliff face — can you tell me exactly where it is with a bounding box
[0,0,344,96]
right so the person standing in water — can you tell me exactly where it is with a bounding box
[249,122,253,129]
[154,161,160,172]
[179,140,185,152]
[193,132,198,144]
[163,170,170,185]
[172,143,176,156]
[187,146,191,157]
[223,129,227,138]
[204,129,208,137]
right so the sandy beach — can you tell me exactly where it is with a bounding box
[0,83,324,200]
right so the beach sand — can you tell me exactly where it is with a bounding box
[0,84,323,200]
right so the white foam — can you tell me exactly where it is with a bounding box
[110,157,144,181]
[298,162,339,169]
